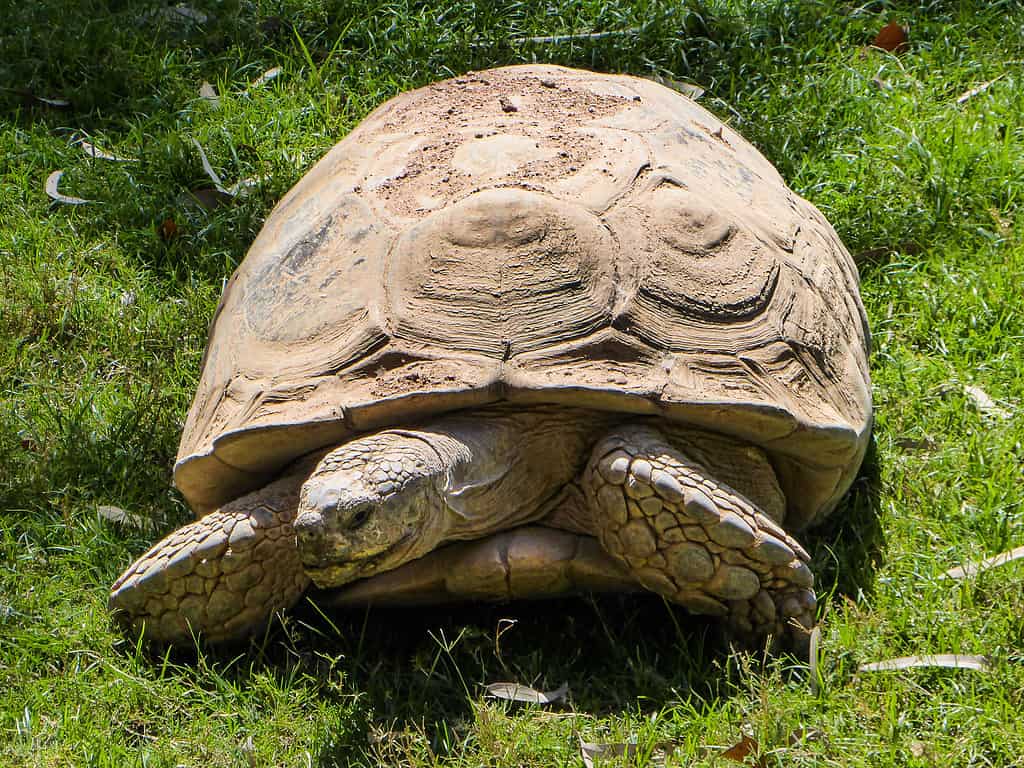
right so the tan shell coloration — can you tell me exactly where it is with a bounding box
[176,65,871,532]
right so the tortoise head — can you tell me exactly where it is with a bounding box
[294,433,448,587]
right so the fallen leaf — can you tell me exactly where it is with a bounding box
[45,170,91,205]
[157,217,179,241]
[227,176,265,197]
[199,81,220,108]
[484,681,568,704]
[191,138,228,193]
[808,624,821,695]
[787,727,826,746]
[910,740,934,758]
[240,734,256,768]
[721,734,765,767]
[97,505,148,529]
[32,94,70,107]
[186,187,232,210]
[161,4,208,24]
[956,75,1004,105]
[858,654,989,672]
[77,139,135,162]
[249,67,282,88]
[510,28,641,45]
[942,545,1024,580]
[579,739,637,768]
[963,384,1012,420]
[873,21,908,53]
[137,4,209,27]
[894,436,935,450]
[579,736,680,767]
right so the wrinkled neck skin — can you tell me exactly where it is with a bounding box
[294,407,611,589]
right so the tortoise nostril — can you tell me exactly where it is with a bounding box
[293,510,324,538]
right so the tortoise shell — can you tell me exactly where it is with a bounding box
[176,64,871,531]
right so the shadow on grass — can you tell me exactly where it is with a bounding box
[134,591,747,763]
[281,594,732,765]
[811,434,885,602]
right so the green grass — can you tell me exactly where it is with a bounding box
[3,0,1024,765]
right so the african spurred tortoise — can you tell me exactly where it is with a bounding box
[109,65,871,647]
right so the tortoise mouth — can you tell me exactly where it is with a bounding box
[303,528,417,588]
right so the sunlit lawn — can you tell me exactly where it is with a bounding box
[2,1,1023,765]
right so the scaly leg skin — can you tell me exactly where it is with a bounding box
[584,424,816,650]
[108,472,310,645]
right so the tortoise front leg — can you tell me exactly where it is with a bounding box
[583,424,816,646]
[108,472,310,645]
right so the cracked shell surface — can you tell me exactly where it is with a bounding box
[174,65,870,532]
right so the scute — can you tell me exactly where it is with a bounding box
[176,65,870,532]
[388,187,616,358]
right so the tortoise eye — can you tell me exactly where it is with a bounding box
[347,505,372,530]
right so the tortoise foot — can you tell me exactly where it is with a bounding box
[585,424,816,648]
[109,476,309,645]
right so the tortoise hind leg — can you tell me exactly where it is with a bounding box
[109,472,310,645]
[583,424,816,647]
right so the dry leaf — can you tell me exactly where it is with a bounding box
[158,217,179,241]
[858,654,989,672]
[942,545,1024,580]
[227,176,266,197]
[909,739,938,759]
[78,140,135,162]
[161,4,208,23]
[873,21,908,53]
[787,727,826,746]
[511,28,641,45]
[240,734,256,768]
[579,736,679,767]
[191,138,228,193]
[45,170,91,205]
[97,505,148,529]
[808,624,821,695]
[186,188,232,210]
[199,81,220,108]
[963,385,1012,420]
[33,94,71,107]
[484,681,567,704]
[956,75,1004,105]
[721,734,765,767]
[249,67,282,88]
[579,739,637,768]
[894,436,935,450]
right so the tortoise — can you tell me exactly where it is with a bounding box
[109,64,871,647]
